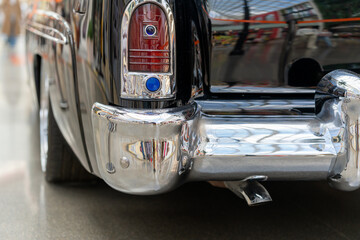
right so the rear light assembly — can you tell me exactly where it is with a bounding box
[121,0,175,99]
[129,4,170,73]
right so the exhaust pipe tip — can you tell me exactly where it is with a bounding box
[225,176,272,206]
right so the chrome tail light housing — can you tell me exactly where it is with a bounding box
[121,0,176,100]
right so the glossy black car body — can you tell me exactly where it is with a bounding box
[25,0,360,200]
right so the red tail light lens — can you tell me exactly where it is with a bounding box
[128,3,170,73]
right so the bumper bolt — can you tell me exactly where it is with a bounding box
[106,162,116,174]
[120,157,130,169]
[332,136,341,143]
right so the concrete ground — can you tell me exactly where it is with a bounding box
[1,37,360,240]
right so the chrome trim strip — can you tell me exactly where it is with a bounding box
[129,56,170,59]
[129,62,170,65]
[26,22,67,45]
[26,10,71,45]
[121,0,176,100]
[129,49,170,52]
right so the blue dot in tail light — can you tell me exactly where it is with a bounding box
[146,77,161,92]
[145,25,157,36]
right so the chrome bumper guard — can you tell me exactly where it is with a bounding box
[91,70,360,194]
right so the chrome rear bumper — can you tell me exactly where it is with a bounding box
[91,70,360,194]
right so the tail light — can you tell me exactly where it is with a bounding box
[128,4,170,73]
[121,0,175,100]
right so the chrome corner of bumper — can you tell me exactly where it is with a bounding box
[316,70,360,191]
[91,103,201,194]
[91,70,360,194]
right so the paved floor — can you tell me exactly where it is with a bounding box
[2,37,360,240]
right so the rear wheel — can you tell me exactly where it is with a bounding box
[38,60,95,182]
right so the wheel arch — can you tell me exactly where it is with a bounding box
[33,54,42,105]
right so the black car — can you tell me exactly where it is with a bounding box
[26,0,360,205]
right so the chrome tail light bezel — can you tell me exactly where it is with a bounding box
[121,0,176,100]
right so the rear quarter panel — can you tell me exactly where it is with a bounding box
[26,0,91,172]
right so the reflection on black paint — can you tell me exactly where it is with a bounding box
[230,0,250,56]
[208,0,360,94]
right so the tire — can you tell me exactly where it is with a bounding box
[45,102,95,182]
[38,58,95,183]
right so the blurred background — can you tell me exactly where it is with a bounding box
[0,0,30,85]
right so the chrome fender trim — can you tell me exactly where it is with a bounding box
[25,10,71,45]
